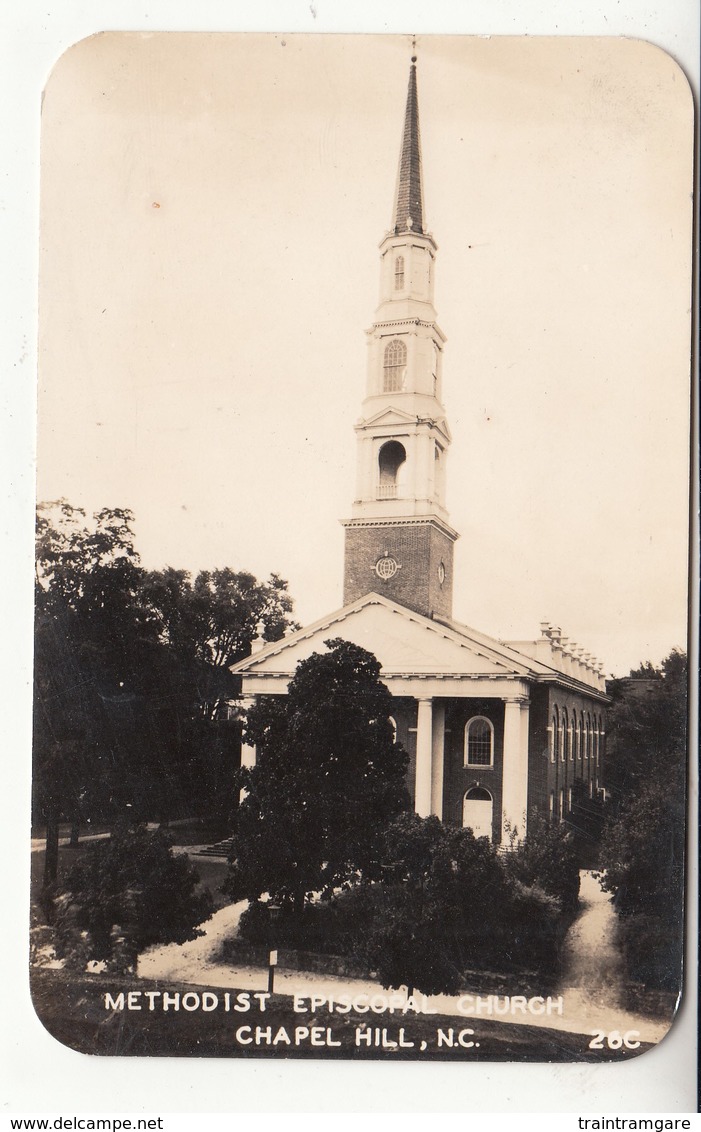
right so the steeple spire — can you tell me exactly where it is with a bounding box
[342,54,458,620]
[392,58,425,236]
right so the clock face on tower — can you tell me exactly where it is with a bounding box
[375,555,399,580]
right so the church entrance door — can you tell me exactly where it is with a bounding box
[462,787,493,841]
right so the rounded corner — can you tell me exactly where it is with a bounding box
[620,36,695,115]
[29,968,103,1057]
[41,31,117,112]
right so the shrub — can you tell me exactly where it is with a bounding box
[502,816,580,916]
[615,911,684,992]
[49,823,213,972]
[237,815,581,994]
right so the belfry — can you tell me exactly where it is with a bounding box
[231,59,608,845]
[342,59,458,621]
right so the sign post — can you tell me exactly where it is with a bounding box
[267,949,278,995]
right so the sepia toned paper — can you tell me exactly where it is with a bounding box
[30,32,694,1069]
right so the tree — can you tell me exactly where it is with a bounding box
[362,814,509,994]
[136,566,298,825]
[34,501,157,880]
[597,649,687,989]
[33,500,300,878]
[225,638,410,914]
[355,814,571,995]
[48,824,213,972]
[603,648,687,802]
[139,566,297,721]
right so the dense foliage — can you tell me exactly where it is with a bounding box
[225,639,410,913]
[598,649,687,990]
[47,824,213,972]
[239,813,580,994]
[34,499,297,879]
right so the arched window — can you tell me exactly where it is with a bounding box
[560,709,567,762]
[394,255,404,290]
[586,713,592,759]
[577,714,583,760]
[377,440,407,499]
[569,715,574,761]
[433,443,445,501]
[463,787,493,841]
[550,708,558,763]
[464,716,494,767]
[388,716,398,742]
[594,719,601,766]
[383,339,407,392]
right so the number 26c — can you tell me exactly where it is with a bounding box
[589,1030,641,1050]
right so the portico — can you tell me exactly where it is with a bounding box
[230,591,608,845]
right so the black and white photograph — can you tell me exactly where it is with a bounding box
[24,27,694,1082]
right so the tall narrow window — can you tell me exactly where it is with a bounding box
[383,339,407,392]
[433,443,444,501]
[394,255,405,290]
[465,717,494,767]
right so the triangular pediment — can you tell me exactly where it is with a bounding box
[231,593,535,681]
[356,407,452,443]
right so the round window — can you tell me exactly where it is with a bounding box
[375,556,399,580]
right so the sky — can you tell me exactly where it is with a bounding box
[37,32,694,676]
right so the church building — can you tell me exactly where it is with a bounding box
[231,59,608,845]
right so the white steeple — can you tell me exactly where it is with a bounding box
[342,58,458,620]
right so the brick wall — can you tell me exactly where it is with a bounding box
[343,519,455,619]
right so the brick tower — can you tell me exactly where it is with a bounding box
[342,58,458,619]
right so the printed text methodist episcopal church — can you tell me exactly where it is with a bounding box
[231,59,608,844]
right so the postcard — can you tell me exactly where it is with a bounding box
[30,32,693,1069]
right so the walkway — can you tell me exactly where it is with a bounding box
[553,870,674,1044]
[136,871,673,1045]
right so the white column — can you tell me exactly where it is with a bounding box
[501,697,530,845]
[415,697,433,817]
[239,694,257,802]
[430,701,445,819]
[239,694,257,770]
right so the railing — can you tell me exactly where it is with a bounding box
[376,483,398,499]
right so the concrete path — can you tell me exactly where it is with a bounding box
[136,872,673,1045]
[553,870,674,1044]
